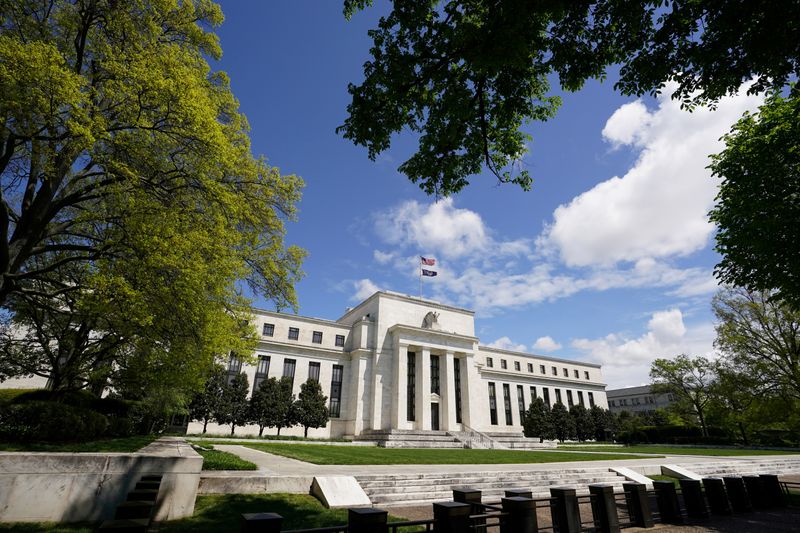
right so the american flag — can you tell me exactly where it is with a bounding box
[420,256,436,266]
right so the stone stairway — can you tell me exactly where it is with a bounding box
[355,429,463,448]
[484,432,557,450]
[356,467,627,506]
[670,457,800,478]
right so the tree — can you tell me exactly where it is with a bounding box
[650,354,715,437]
[549,402,576,442]
[708,359,764,445]
[569,405,595,442]
[342,0,799,196]
[522,398,552,442]
[292,379,329,438]
[215,373,251,436]
[589,405,613,442]
[189,365,227,434]
[712,287,800,400]
[249,376,295,437]
[709,90,800,309]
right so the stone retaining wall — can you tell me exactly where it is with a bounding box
[0,437,202,523]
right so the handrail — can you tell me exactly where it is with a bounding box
[450,423,505,449]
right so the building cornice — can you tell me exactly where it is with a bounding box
[478,367,607,388]
[387,323,479,344]
[478,345,602,369]
[250,307,348,329]
[255,339,345,359]
[338,291,474,322]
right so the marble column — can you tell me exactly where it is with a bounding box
[441,351,457,431]
[415,347,431,430]
[392,341,408,429]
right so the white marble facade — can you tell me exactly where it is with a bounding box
[187,291,609,438]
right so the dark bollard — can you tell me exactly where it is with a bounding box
[742,476,764,509]
[702,478,731,515]
[433,502,471,533]
[506,488,533,499]
[550,486,581,533]
[348,507,388,533]
[623,483,654,528]
[241,512,283,533]
[589,483,620,533]
[678,478,709,519]
[723,477,752,512]
[501,497,537,533]
[453,487,484,527]
[653,480,683,524]
[760,474,785,508]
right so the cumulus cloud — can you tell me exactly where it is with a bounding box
[571,308,716,388]
[539,87,762,267]
[352,279,381,301]
[486,336,527,352]
[373,250,397,265]
[533,336,562,352]
[374,198,488,259]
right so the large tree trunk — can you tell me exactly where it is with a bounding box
[259,426,264,437]
[738,422,749,445]
[276,426,281,437]
[202,419,208,434]
[230,423,236,436]
[304,426,309,438]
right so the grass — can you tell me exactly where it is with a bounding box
[557,444,800,456]
[0,389,38,403]
[0,435,157,453]
[0,524,93,533]
[159,494,424,532]
[650,474,681,487]
[223,442,654,465]
[187,433,351,442]
[195,445,258,470]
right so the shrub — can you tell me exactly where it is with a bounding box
[0,401,109,442]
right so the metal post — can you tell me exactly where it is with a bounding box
[653,480,683,524]
[348,507,388,533]
[742,475,764,509]
[760,474,785,508]
[550,486,581,533]
[433,502,471,533]
[723,476,752,512]
[241,513,283,533]
[506,488,533,499]
[702,478,731,515]
[623,482,654,528]
[589,483,620,533]
[501,497,537,533]
[678,479,708,519]
[453,487,484,527]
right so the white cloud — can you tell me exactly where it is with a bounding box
[571,308,716,388]
[532,336,562,352]
[352,279,380,301]
[539,87,762,267]
[374,198,488,259]
[373,250,397,265]
[486,336,527,352]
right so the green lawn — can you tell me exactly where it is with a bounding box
[0,523,93,533]
[160,494,423,532]
[195,446,258,470]
[0,435,157,453]
[557,445,800,456]
[226,442,653,465]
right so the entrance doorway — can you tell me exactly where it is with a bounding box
[431,403,440,430]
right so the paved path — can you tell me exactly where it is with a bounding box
[212,444,800,476]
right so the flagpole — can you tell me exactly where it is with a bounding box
[419,258,422,299]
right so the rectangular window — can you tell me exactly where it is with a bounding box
[335,334,345,347]
[588,392,595,407]
[503,384,513,425]
[563,368,569,377]
[329,364,343,418]
[514,361,520,371]
[407,352,416,422]
[488,383,498,425]
[312,331,323,344]
[227,353,242,384]
[584,370,590,380]
[501,359,507,369]
[430,354,440,395]
[543,387,550,407]
[530,386,537,404]
[610,399,615,407]
[552,366,558,376]
[308,361,320,382]
[555,388,563,405]
[486,357,494,368]
[288,327,299,340]
[567,390,574,407]
[282,358,296,385]
[578,391,585,407]
[574,369,579,379]
[517,384,525,418]
[454,358,463,423]
[540,364,546,374]
[527,363,533,373]
[253,355,270,392]
[262,323,274,337]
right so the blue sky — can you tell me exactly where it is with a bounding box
[214,2,762,388]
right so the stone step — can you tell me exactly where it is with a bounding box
[356,468,616,481]
[362,480,623,498]
[357,473,622,488]
[114,501,155,520]
[367,484,626,505]
[97,518,150,532]
[379,441,463,449]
